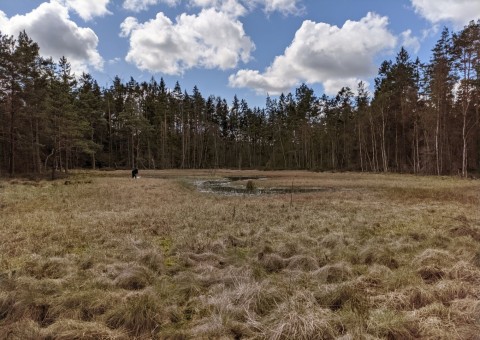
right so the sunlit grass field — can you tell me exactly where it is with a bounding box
[1,170,480,339]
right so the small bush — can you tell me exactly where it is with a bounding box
[246,180,256,192]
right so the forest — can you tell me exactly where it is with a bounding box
[0,20,479,177]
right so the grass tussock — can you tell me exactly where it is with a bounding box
[43,319,128,339]
[1,170,480,338]
[259,291,341,340]
[313,262,354,283]
[367,309,419,340]
[105,290,164,337]
[113,265,153,290]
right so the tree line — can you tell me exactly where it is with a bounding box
[1,21,479,177]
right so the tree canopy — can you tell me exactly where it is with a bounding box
[1,21,479,177]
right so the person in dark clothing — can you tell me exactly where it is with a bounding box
[132,167,138,178]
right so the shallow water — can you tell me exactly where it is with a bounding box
[194,177,331,196]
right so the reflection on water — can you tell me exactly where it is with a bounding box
[194,177,330,196]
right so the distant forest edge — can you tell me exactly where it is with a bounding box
[1,20,479,177]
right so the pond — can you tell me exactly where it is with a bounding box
[194,176,332,196]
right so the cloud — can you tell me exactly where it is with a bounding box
[0,10,7,27]
[108,57,121,65]
[0,1,103,74]
[411,0,480,27]
[323,78,370,97]
[120,8,255,75]
[190,0,303,16]
[401,29,420,54]
[123,0,180,12]
[188,0,248,17]
[261,0,304,15]
[229,12,397,95]
[122,0,303,16]
[62,0,112,21]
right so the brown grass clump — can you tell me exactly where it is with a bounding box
[259,291,340,340]
[231,281,285,317]
[448,260,480,283]
[315,283,368,317]
[23,256,71,279]
[450,298,480,322]
[105,290,164,337]
[0,318,43,339]
[366,309,419,339]
[113,265,153,290]
[257,253,287,273]
[138,250,164,273]
[413,249,456,284]
[416,265,446,283]
[431,280,470,304]
[404,286,436,310]
[53,289,114,321]
[0,291,14,321]
[190,314,253,339]
[320,232,350,250]
[359,246,399,269]
[413,248,455,267]
[43,319,128,339]
[449,215,480,242]
[286,255,319,271]
[448,299,480,340]
[313,262,354,283]
[356,264,392,289]
[187,252,226,268]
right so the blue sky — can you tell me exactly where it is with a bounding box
[0,0,479,107]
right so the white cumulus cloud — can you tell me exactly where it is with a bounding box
[122,0,303,16]
[0,1,104,75]
[188,0,248,17]
[229,12,397,95]
[120,8,255,75]
[123,0,180,12]
[411,0,480,27]
[401,29,420,54]
[261,0,304,15]
[62,0,112,21]
[190,0,303,16]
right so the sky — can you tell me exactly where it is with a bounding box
[0,0,479,108]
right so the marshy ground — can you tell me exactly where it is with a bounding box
[1,170,480,339]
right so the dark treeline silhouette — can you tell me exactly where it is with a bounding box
[1,21,479,177]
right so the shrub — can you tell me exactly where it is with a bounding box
[246,180,256,192]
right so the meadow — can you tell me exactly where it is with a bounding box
[1,170,480,339]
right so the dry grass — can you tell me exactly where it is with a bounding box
[1,169,480,338]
